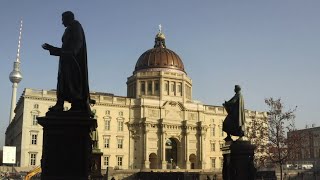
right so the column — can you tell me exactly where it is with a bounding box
[161,130,167,169]
[185,132,190,169]
[143,129,150,169]
[201,132,206,169]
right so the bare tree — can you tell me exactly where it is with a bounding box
[264,98,297,180]
[247,114,269,169]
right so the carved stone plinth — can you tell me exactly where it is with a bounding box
[221,140,256,180]
[38,111,97,180]
[90,149,103,180]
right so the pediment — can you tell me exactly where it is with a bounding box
[162,101,185,120]
[162,101,185,111]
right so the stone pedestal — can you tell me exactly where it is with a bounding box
[38,111,97,180]
[143,160,150,169]
[90,149,103,180]
[161,161,167,169]
[221,140,256,180]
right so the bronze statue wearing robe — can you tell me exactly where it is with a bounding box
[42,11,90,112]
[223,85,246,140]
[42,11,91,113]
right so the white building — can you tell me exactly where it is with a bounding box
[5,31,266,170]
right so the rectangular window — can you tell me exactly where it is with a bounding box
[211,143,215,151]
[117,138,123,149]
[211,125,215,137]
[103,156,109,166]
[141,82,145,95]
[104,120,110,130]
[118,121,124,131]
[165,81,169,91]
[177,83,182,93]
[220,143,224,149]
[164,81,169,95]
[147,81,152,93]
[117,156,123,167]
[105,110,110,115]
[103,137,110,148]
[31,134,38,145]
[32,115,38,126]
[30,153,36,166]
[155,81,159,92]
[171,83,175,92]
[211,158,216,168]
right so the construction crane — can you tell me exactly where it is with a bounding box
[24,166,41,180]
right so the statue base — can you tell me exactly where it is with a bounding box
[221,140,256,180]
[38,111,97,180]
[90,149,103,180]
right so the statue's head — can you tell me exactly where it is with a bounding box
[234,85,241,93]
[62,11,75,27]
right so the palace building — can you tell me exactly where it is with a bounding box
[5,30,266,170]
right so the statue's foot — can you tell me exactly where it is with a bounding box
[49,103,63,112]
[69,102,94,118]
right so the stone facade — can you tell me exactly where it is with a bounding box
[5,32,266,170]
[5,87,266,170]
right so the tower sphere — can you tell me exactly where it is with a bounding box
[9,70,23,83]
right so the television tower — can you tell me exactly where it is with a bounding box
[9,19,23,123]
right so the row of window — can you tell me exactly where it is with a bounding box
[96,110,124,116]
[103,155,123,167]
[104,119,124,131]
[164,81,182,95]
[30,109,125,126]
[140,81,160,96]
[210,157,223,169]
[210,142,224,152]
[210,125,224,137]
[138,81,186,97]
[103,137,124,149]
[33,104,125,117]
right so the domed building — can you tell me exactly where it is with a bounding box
[5,30,266,173]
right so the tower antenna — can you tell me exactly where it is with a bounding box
[9,19,23,123]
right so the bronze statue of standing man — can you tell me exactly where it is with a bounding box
[223,85,246,141]
[42,11,92,114]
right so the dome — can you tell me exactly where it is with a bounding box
[134,31,185,74]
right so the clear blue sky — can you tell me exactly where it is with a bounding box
[1,1,319,146]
